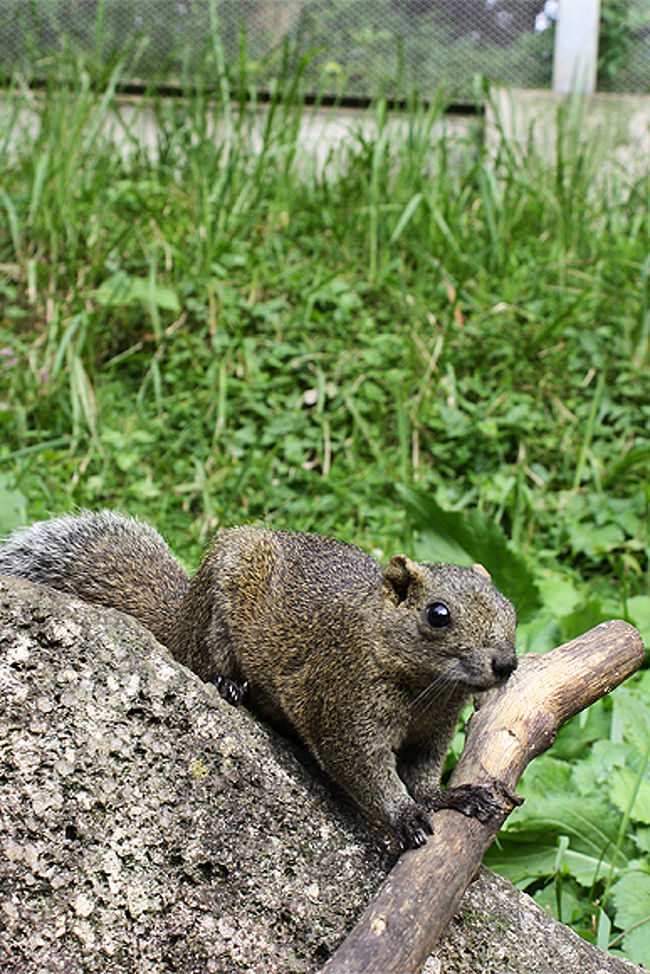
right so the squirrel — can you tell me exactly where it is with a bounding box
[0,510,517,850]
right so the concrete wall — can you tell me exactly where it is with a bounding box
[488,88,650,179]
[2,87,650,175]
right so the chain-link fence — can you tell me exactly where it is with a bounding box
[1,0,649,99]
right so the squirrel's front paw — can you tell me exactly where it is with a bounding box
[427,783,502,823]
[215,675,249,707]
[394,806,434,851]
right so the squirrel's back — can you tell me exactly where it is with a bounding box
[0,510,189,646]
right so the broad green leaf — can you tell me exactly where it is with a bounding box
[553,719,623,768]
[597,906,612,953]
[399,487,542,623]
[565,521,625,558]
[533,878,584,926]
[486,834,615,888]
[0,478,27,534]
[484,835,560,885]
[517,756,572,796]
[535,568,582,617]
[633,828,650,854]
[620,924,650,968]
[557,598,621,644]
[626,595,650,647]
[610,768,650,826]
[487,795,623,887]
[611,872,650,966]
[93,272,180,312]
[571,740,631,797]
[613,681,650,757]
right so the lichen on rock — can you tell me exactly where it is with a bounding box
[0,575,385,973]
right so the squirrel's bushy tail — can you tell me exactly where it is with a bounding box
[0,510,189,646]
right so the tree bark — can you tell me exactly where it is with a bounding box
[321,620,646,974]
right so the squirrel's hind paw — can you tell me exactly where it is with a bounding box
[215,675,249,707]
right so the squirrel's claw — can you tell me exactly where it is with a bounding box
[215,676,249,707]
[395,807,434,851]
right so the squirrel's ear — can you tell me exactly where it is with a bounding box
[471,562,492,581]
[383,554,426,605]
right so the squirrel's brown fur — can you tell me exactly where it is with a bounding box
[0,511,517,849]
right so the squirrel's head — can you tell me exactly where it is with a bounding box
[379,554,517,691]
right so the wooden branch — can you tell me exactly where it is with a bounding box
[321,619,646,974]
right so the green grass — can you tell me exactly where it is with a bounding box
[0,50,649,965]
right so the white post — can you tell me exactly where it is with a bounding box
[552,0,601,94]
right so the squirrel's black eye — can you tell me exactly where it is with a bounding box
[426,603,452,629]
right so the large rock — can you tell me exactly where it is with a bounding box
[0,575,644,974]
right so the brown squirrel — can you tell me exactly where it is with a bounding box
[0,511,517,849]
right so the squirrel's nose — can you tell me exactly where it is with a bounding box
[491,653,517,681]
